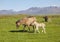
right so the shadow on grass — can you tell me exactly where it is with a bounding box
[9,30,28,32]
[9,30,34,33]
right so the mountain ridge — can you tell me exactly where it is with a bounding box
[0,6,60,15]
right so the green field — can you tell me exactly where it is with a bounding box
[0,15,60,42]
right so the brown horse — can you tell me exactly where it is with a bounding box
[16,16,36,31]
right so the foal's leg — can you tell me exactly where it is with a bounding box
[42,29,44,32]
[44,28,46,33]
[35,26,40,33]
[42,26,46,33]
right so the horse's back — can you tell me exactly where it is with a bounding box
[27,16,36,25]
[16,16,36,26]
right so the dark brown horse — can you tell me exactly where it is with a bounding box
[16,16,36,31]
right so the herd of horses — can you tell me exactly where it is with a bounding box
[16,16,46,33]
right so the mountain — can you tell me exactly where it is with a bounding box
[0,10,17,15]
[0,6,60,15]
[18,6,60,14]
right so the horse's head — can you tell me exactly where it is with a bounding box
[16,20,21,29]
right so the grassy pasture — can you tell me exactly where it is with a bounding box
[0,14,60,42]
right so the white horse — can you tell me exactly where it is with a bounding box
[32,21,46,33]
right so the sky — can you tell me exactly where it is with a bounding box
[0,0,60,11]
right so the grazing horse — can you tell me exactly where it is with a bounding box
[16,16,36,31]
[32,21,46,33]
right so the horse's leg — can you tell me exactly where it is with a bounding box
[28,26,30,32]
[23,24,26,31]
[32,25,35,32]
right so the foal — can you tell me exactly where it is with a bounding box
[32,21,46,33]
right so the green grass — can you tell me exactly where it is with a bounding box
[0,15,60,42]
